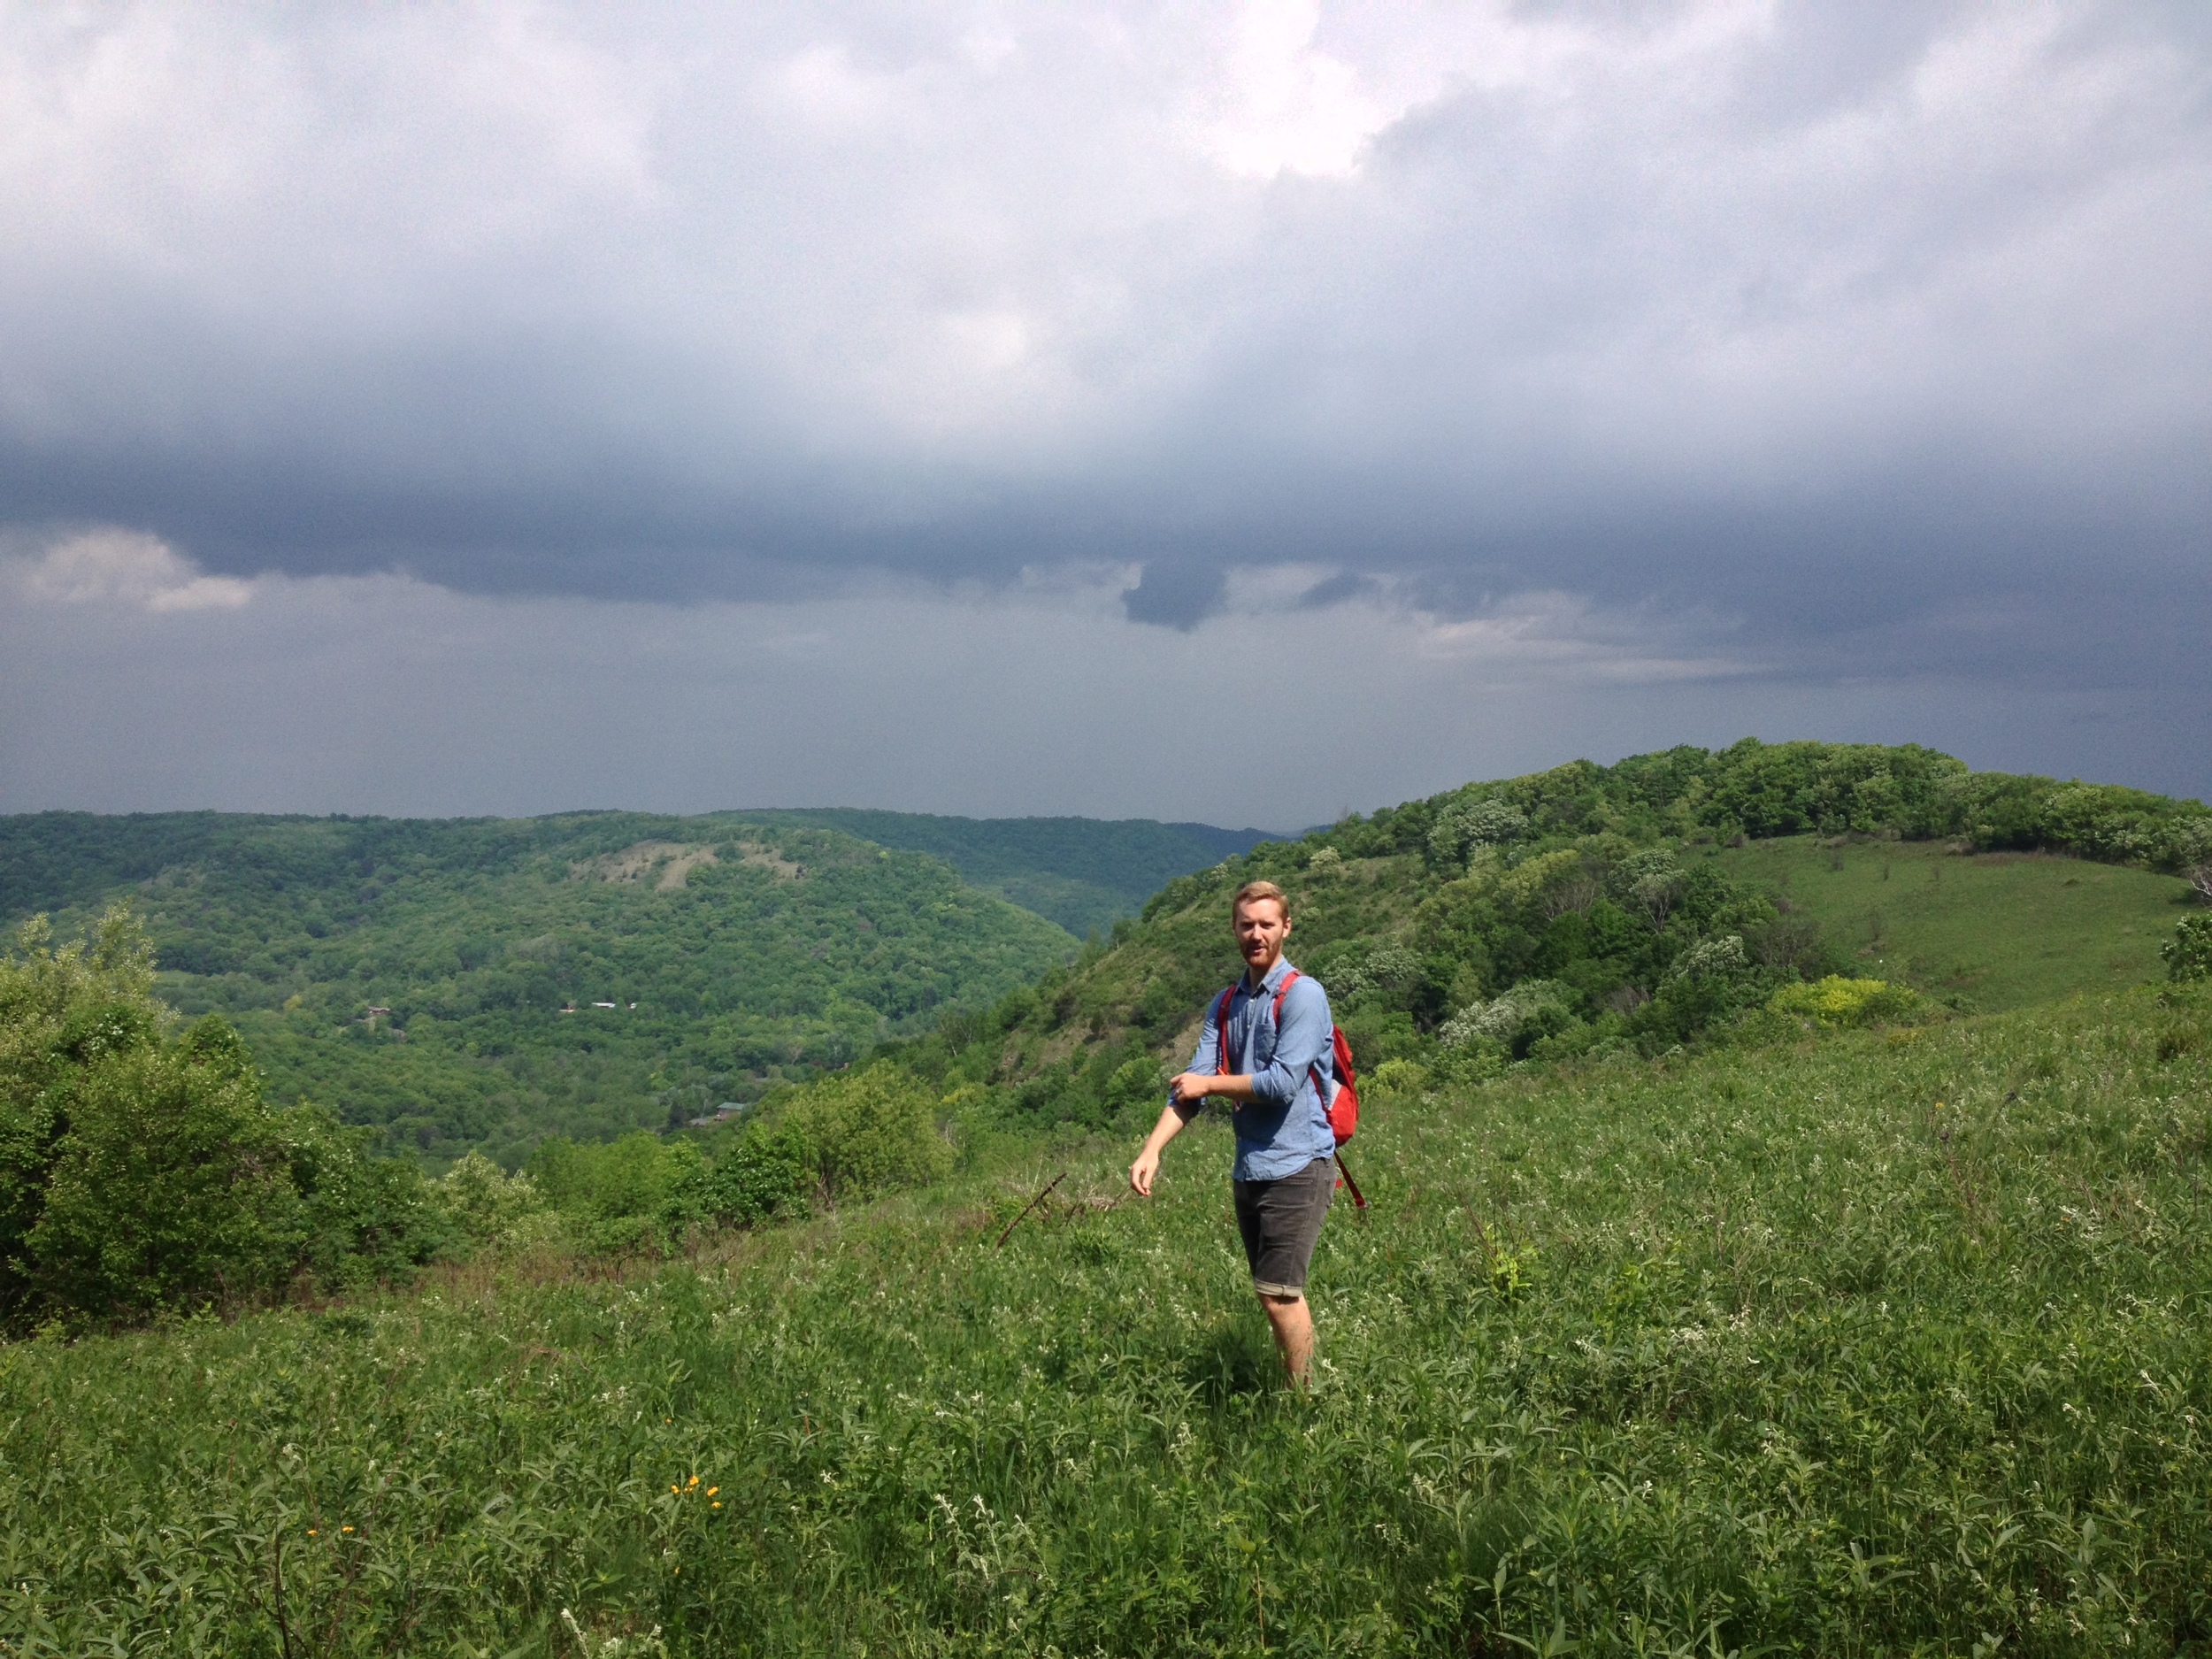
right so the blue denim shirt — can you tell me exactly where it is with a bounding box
[1180,956,1338,1181]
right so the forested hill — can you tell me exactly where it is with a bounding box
[842,740,2210,1139]
[0,811,1082,1163]
[732,810,1273,936]
[0,806,1280,1164]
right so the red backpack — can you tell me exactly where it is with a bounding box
[1212,968,1366,1210]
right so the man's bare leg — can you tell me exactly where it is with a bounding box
[1258,1292,1315,1384]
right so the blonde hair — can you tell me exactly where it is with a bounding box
[1231,879,1290,920]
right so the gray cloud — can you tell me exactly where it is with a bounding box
[1,2,2207,807]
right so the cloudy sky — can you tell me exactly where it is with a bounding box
[2,1,2206,829]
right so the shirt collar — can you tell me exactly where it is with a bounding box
[1245,956,1294,995]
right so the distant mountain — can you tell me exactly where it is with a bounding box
[735,810,1277,936]
[0,810,1081,1163]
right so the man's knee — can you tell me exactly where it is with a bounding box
[1256,1289,1304,1318]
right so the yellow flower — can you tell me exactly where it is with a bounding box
[706,1486,718,1496]
[687,1475,699,1486]
[342,1525,354,1534]
[711,1502,721,1509]
[307,1529,318,1537]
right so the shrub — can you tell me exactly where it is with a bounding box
[280,1103,449,1287]
[1770,976,1922,1026]
[782,1062,952,1203]
[434,1151,552,1251]
[528,1133,708,1254]
[1366,1057,1431,1098]
[2165,915,2212,984]
[701,1123,810,1227]
[27,1017,302,1317]
[1425,796,1529,872]
[1439,980,1574,1058]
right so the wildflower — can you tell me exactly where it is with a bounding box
[342,1525,354,1534]
[688,1475,700,1487]
[307,1529,318,1537]
[712,1502,721,1509]
[706,1486,718,1496]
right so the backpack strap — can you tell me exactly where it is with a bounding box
[1227,967,1337,1111]
[1219,970,1300,1074]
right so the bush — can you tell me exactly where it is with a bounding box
[702,1123,810,1226]
[1770,976,1921,1026]
[434,1151,552,1251]
[528,1133,708,1255]
[783,1063,953,1204]
[2165,915,2212,984]
[281,1102,449,1288]
[1440,980,1574,1057]
[26,1020,302,1317]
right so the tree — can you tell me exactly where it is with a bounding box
[2166,915,2212,984]
[27,1018,301,1317]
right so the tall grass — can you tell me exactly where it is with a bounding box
[4,985,2210,1655]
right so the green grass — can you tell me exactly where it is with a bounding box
[1712,836,2194,1010]
[7,984,2211,1655]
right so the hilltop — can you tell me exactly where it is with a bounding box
[730,809,1274,936]
[0,811,1075,1161]
[841,740,2208,1137]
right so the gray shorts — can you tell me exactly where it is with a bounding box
[1233,1156,1335,1299]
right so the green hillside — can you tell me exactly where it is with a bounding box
[0,810,1079,1164]
[10,980,2209,1652]
[1714,835,2193,1011]
[736,810,1275,936]
[7,739,2212,1649]
[843,741,2211,1136]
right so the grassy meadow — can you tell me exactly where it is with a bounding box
[1713,837,2192,1011]
[7,982,2210,1656]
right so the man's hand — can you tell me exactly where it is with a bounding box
[1130,1096,1202,1197]
[1169,1070,1214,1106]
[1129,1146,1161,1197]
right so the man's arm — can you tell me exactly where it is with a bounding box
[1129,1100,1197,1196]
[1133,993,1238,1194]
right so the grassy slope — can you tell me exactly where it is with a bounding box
[737,810,1277,937]
[7,983,2209,1655]
[963,837,2190,1113]
[1716,837,2193,1010]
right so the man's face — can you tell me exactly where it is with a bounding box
[1233,898,1290,972]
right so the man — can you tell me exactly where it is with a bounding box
[1129,879,1338,1384]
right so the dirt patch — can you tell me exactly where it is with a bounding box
[573,841,722,890]
[734,841,806,879]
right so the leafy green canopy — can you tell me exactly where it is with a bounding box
[0,910,447,1327]
[1,908,964,1324]
[0,812,1079,1163]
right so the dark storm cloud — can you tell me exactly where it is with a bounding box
[0,3,2207,695]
